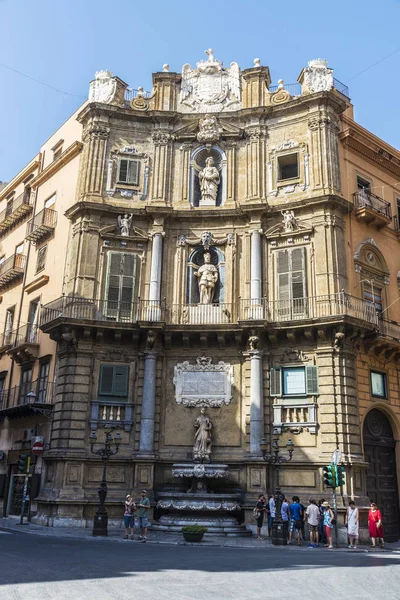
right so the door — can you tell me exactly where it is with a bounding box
[363,409,400,541]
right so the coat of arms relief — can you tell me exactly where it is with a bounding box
[178,49,241,113]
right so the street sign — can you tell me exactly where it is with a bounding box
[331,449,342,465]
[31,440,44,456]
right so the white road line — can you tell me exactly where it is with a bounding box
[0,530,13,534]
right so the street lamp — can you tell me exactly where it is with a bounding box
[260,435,294,545]
[90,429,121,536]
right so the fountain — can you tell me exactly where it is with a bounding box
[153,410,251,536]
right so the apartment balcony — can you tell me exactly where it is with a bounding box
[353,190,392,228]
[0,253,26,290]
[8,323,40,363]
[40,296,166,331]
[26,208,57,244]
[0,329,15,353]
[0,191,33,235]
[0,380,54,418]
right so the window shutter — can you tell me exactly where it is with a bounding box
[291,247,306,300]
[306,366,319,395]
[270,367,282,397]
[120,254,137,305]
[128,160,140,185]
[99,365,114,395]
[119,159,128,182]
[114,366,129,397]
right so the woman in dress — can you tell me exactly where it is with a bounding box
[322,501,334,549]
[345,500,359,548]
[368,502,384,548]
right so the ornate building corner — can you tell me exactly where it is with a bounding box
[298,59,334,94]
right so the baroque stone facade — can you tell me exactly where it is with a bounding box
[0,52,399,541]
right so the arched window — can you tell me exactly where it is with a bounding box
[189,145,226,207]
[354,240,389,314]
[186,246,225,304]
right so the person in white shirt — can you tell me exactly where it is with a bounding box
[268,495,276,537]
[306,498,320,548]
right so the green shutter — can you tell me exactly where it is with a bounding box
[99,365,114,395]
[114,365,129,397]
[306,365,319,395]
[270,367,282,397]
[119,159,128,182]
[105,252,138,320]
[128,160,140,185]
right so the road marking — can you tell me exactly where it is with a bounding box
[0,530,13,534]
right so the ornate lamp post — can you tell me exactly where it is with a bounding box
[89,429,121,536]
[260,436,294,545]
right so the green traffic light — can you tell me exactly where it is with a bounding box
[17,454,29,474]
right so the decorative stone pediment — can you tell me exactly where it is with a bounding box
[265,216,313,241]
[174,356,234,408]
[177,231,235,248]
[99,224,149,241]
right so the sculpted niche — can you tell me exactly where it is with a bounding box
[187,246,225,305]
[190,146,226,207]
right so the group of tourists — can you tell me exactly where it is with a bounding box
[255,494,385,548]
[123,489,150,542]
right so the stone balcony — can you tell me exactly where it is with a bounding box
[353,190,392,229]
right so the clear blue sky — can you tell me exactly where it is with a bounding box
[0,0,399,182]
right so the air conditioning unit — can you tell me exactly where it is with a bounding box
[23,429,35,441]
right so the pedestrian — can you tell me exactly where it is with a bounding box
[281,497,290,523]
[306,498,320,548]
[137,489,151,542]
[289,496,303,546]
[123,494,135,540]
[255,494,266,540]
[318,499,327,545]
[268,495,276,538]
[299,498,306,541]
[322,501,334,549]
[368,502,384,548]
[345,500,359,548]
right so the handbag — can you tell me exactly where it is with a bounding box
[253,507,261,520]
[331,518,337,525]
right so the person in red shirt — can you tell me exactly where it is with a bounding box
[368,502,384,548]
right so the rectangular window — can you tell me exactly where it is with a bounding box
[19,367,33,405]
[105,252,138,320]
[28,298,40,343]
[6,198,13,217]
[4,307,15,345]
[357,176,371,191]
[53,147,63,161]
[36,245,47,273]
[44,194,56,208]
[98,364,129,399]
[118,159,140,185]
[371,371,387,398]
[270,366,318,397]
[37,361,50,403]
[276,247,307,318]
[15,242,24,255]
[278,153,299,181]
[0,374,6,406]
[363,283,383,313]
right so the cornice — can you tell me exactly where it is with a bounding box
[31,141,83,189]
[0,158,41,202]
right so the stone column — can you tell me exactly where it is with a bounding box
[225,142,237,203]
[245,128,266,200]
[249,350,263,454]
[139,352,157,453]
[151,132,173,203]
[250,229,262,304]
[149,233,163,303]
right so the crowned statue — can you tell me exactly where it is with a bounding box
[199,157,220,206]
[194,252,219,305]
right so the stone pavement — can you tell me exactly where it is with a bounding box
[1,516,399,553]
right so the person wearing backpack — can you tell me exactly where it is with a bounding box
[289,496,303,546]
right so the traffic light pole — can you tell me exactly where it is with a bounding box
[332,487,338,548]
[19,456,31,525]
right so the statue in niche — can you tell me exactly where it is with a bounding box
[281,210,297,232]
[194,252,219,305]
[118,214,133,236]
[193,408,212,463]
[248,330,260,351]
[199,157,220,205]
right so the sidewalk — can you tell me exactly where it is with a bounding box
[1,516,400,553]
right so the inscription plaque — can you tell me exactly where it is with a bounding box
[174,356,233,408]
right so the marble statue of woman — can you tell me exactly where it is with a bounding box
[193,408,212,462]
[199,157,220,205]
[118,214,133,236]
[194,252,219,305]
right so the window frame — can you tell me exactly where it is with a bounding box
[117,158,141,186]
[98,364,130,401]
[277,152,299,183]
[36,245,47,274]
[44,193,56,209]
[270,365,319,398]
[370,370,387,399]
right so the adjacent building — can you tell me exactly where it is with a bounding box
[0,52,399,541]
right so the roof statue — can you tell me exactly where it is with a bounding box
[178,49,241,113]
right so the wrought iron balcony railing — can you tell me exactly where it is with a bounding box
[40,296,166,327]
[10,323,40,348]
[26,208,57,244]
[0,380,55,411]
[269,79,349,99]
[0,253,26,289]
[0,191,33,234]
[353,190,391,220]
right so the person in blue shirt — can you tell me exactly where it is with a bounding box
[289,496,303,546]
[281,497,290,522]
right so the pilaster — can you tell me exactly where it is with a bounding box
[241,66,271,108]
[150,132,174,203]
[78,117,110,199]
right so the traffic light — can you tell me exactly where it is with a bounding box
[323,465,336,488]
[17,454,29,474]
[336,465,345,487]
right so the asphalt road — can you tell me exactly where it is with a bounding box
[1,529,400,600]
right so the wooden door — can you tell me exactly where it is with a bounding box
[363,409,400,541]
